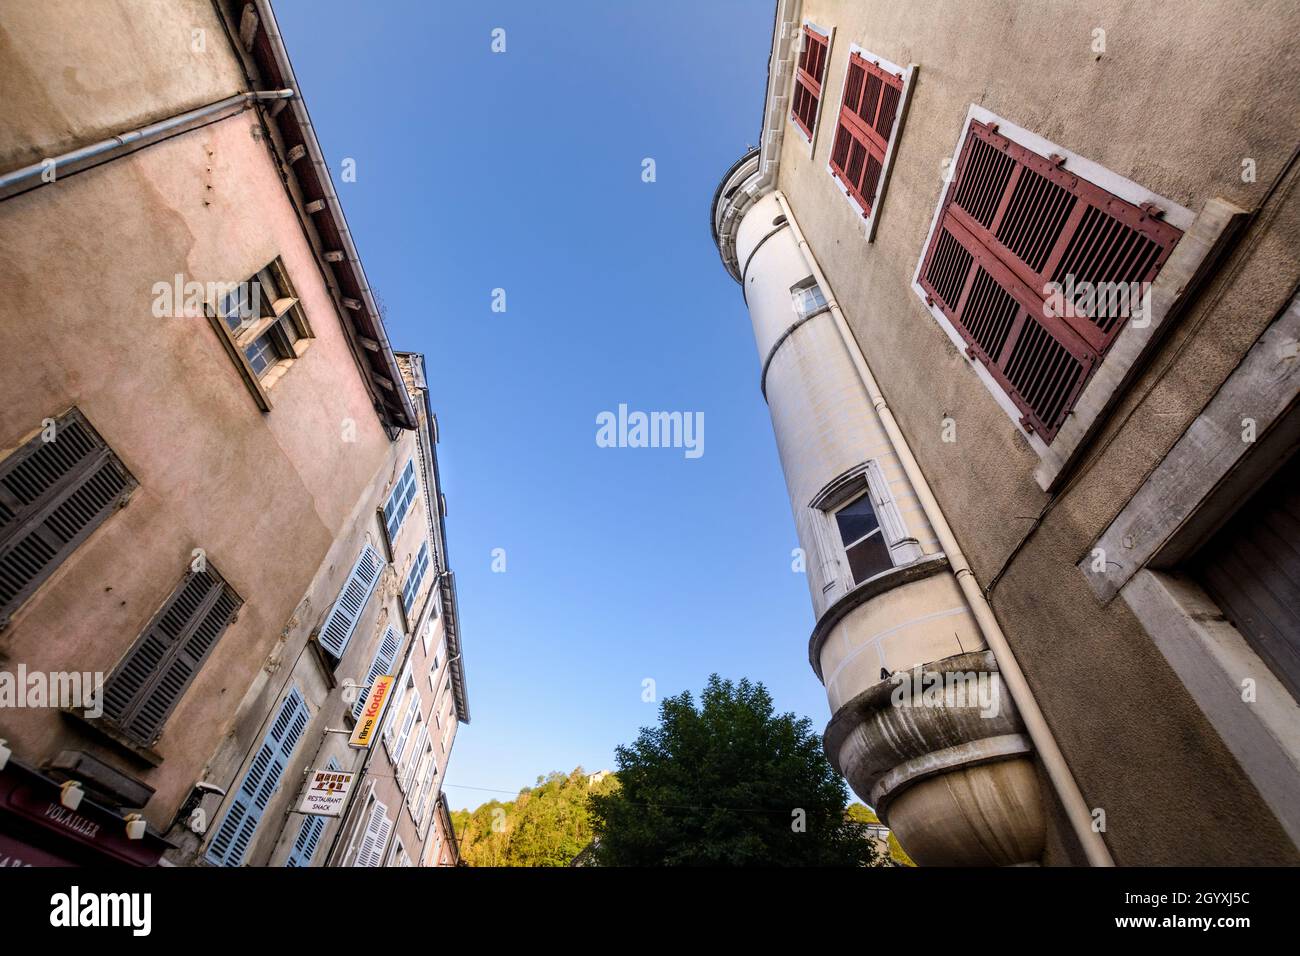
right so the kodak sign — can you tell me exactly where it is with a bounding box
[349,674,395,748]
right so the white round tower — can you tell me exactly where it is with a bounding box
[712,150,1046,865]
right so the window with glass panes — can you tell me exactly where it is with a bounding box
[217,261,308,379]
[833,491,893,585]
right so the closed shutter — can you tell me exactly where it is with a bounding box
[102,566,241,745]
[0,410,133,625]
[919,121,1183,440]
[391,689,420,766]
[383,460,417,539]
[1194,454,1300,701]
[791,26,829,138]
[402,542,430,613]
[206,686,311,867]
[353,625,400,719]
[829,52,903,216]
[402,726,427,790]
[318,544,383,658]
[417,757,439,825]
[285,757,340,867]
[354,798,392,867]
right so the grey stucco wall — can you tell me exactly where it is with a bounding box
[777,0,1300,863]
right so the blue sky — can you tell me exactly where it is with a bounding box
[274,1,824,810]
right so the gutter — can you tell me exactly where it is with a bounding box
[0,90,293,198]
[408,356,470,723]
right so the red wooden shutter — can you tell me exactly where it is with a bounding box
[791,26,828,138]
[829,52,903,216]
[918,121,1183,440]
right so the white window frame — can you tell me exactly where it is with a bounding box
[824,45,918,242]
[790,275,829,320]
[809,460,922,598]
[789,21,835,157]
[392,690,422,768]
[427,639,446,695]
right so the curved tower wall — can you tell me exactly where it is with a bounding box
[717,170,1045,866]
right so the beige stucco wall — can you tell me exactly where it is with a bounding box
[777,0,1300,863]
[188,426,419,866]
[0,0,248,170]
[0,84,395,828]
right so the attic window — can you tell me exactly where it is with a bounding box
[208,258,314,410]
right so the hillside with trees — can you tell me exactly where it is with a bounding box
[451,768,617,867]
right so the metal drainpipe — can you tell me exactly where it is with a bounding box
[773,189,1116,868]
[0,90,294,193]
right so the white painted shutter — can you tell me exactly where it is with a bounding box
[354,799,391,868]
[207,687,310,866]
[353,625,400,719]
[318,545,383,658]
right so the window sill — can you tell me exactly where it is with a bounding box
[59,707,164,768]
[807,553,950,680]
[1120,570,1300,847]
[1034,196,1250,491]
[206,311,314,413]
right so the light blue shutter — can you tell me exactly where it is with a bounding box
[318,545,383,658]
[383,461,417,539]
[285,757,340,867]
[353,626,400,719]
[206,686,310,866]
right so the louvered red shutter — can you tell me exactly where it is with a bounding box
[919,121,1183,440]
[791,26,829,138]
[0,410,132,625]
[829,52,903,216]
[102,565,241,745]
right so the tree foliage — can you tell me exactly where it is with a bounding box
[588,675,881,866]
[452,768,617,867]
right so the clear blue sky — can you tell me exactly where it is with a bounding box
[275,1,825,811]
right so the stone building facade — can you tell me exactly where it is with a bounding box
[0,0,467,866]
[711,0,1299,865]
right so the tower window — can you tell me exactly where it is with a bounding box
[834,493,894,585]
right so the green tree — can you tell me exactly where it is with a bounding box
[453,768,617,866]
[589,675,879,866]
[845,802,915,867]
